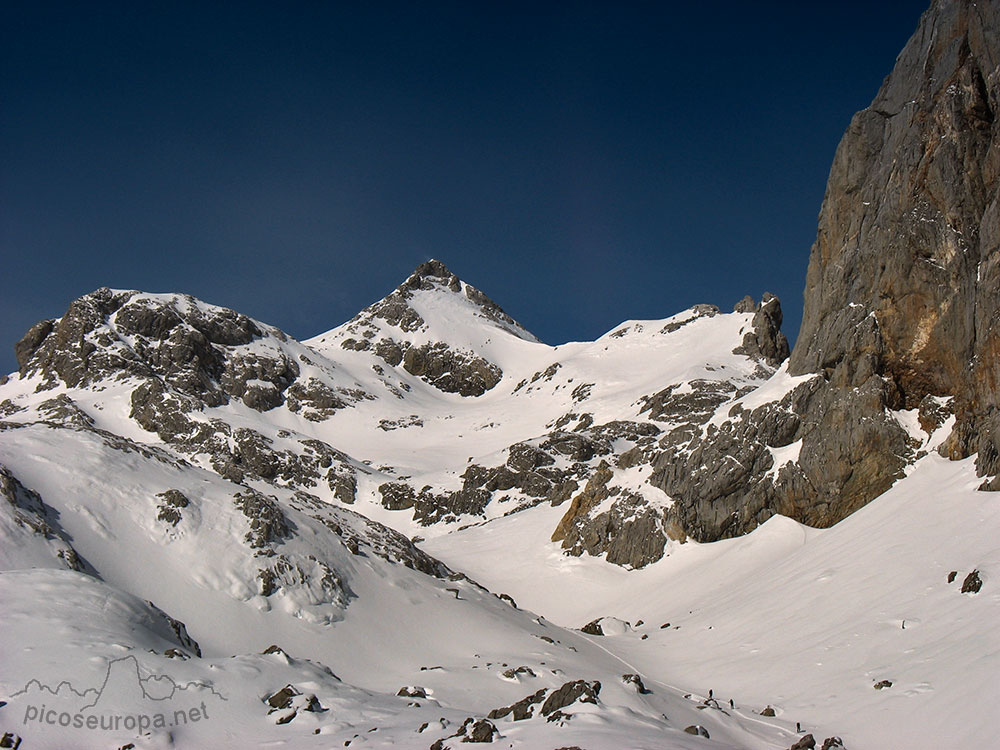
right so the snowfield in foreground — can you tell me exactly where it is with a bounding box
[425,453,1000,749]
[2,450,996,749]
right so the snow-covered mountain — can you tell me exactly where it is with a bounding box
[2,2,999,748]
[0,262,811,750]
[2,255,996,750]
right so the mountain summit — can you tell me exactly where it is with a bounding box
[307,260,540,397]
[328,259,537,343]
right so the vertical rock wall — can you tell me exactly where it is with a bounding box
[790,0,1000,486]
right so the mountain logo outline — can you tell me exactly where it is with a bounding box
[10,655,227,711]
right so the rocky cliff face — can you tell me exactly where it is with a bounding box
[791,0,1000,487]
[648,0,1000,542]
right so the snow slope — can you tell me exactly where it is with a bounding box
[0,422,795,749]
[424,453,1000,749]
[1,265,997,749]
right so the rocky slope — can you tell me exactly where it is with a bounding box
[0,270,806,749]
[3,264,791,567]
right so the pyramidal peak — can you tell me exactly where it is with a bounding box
[305,260,543,397]
[398,258,464,293]
[346,258,538,343]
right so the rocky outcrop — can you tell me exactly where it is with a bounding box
[961,569,983,593]
[489,679,601,723]
[622,673,650,694]
[234,488,292,549]
[17,289,262,401]
[488,689,546,721]
[540,680,601,715]
[429,717,499,747]
[14,289,376,427]
[377,480,492,525]
[733,293,791,368]
[0,464,84,571]
[156,489,190,526]
[401,342,503,397]
[551,462,671,568]
[144,601,201,657]
[347,336,504,396]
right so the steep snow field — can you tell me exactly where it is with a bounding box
[305,288,767,479]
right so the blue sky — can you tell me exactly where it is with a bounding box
[1,2,929,375]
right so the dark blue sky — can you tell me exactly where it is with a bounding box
[2,2,929,375]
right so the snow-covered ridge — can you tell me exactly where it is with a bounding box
[1,260,997,749]
[0,264,807,749]
[3,263,793,564]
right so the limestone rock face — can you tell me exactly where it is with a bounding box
[790,0,1000,487]
[732,293,790,368]
[0,464,84,571]
[13,288,303,409]
[647,0,1000,542]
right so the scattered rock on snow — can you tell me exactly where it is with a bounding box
[961,569,983,593]
[498,593,518,608]
[501,666,535,680]
[397,686,428,698]
[622,673,650,694]
[430,717,498,747]
[684,724,710,738]
[541,680,601,715]
[873,680,893,690]
[789,734,816,750]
